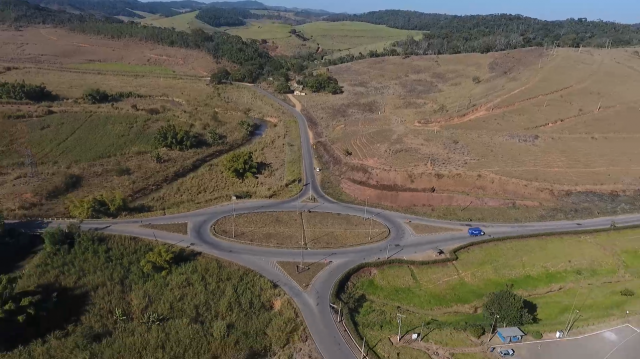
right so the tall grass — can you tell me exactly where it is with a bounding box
[2,233,305,358]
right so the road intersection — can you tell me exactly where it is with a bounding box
[16,86,640,359]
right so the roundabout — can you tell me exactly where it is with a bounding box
[26,86,640,359]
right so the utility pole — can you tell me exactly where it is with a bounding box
[360,337,366,359]
[369,215,372,241]
[565,290,580,333]
[365,197,368,219]
[397,313,406,342]
[232,199,236,239]
[420,322,424,342]
[386,243,390,260]
[297,190,300,214]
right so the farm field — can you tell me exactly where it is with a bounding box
[301,47,640,222]
[226,20,421,56]
[212,211,389,248]
[0,29,301,219]
[0,231,318,358]
[345,228,640,358]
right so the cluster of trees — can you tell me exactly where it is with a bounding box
[67,192,129,219]
[483,287,537,327]
[300,73,343,94]
[327,11,640,54]
[26,0,202,18]
[322,48,402,66]
[82,88,142,104]
[0,81,55,101]
[195,7,255,27]
[222,150,258,180]
[154,124,198,151]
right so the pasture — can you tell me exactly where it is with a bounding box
[301,47,640,222]
[139,11,218,34]
[0,29,301,219]
[348,228,640,357]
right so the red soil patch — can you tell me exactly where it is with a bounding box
[341,179,540,208]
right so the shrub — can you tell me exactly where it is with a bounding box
[43,173,82,200]
[83,88,111,104]
[0,81,54,101]
[154,124,197,151]
[530,330,543,339]
[621,288,635,297]
[151,151,163,164]
[222,150,258,180]
[483,288,536,326]
[208,129,226,146]
[238,119,257,137]
[140,245,178,276]
[114,166,132,177]
[343,148,352,156]
[467,324,485,338]
[67,192,128,219]
[42,227,71,252]
[472,76,482,84]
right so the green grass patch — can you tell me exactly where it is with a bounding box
[141,11,218,33]
[0,233,306,357]
[27,112,158,164]
[70,62,175,75]
[348,228,640,354]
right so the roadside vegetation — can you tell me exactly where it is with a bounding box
[336,228,640,357]
[0,223,311,357]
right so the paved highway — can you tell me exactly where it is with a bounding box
[13,85,640,359]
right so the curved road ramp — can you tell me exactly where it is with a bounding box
[496,324,640,359]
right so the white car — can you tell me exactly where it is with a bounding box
[315,167,321,172]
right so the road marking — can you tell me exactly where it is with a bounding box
[603,331,639,359]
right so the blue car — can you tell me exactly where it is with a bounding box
[468,227,485,237]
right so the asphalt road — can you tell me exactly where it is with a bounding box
[11,85,640,359]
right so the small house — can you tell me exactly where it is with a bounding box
[294,91,306,96]
[496,327,525,343]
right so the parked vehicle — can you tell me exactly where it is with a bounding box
[468,227,485,236]
[498,349,515,357]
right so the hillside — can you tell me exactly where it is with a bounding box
[26,0,205,18]
[301,46,640,222]
[0,227,318,357]
[326,11,640,53]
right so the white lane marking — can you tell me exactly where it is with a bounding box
[603,331,639,359]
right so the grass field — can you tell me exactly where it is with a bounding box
[69,62,175,74]
[140,222,188,235]
[140,11,218,33]
[277,261,330,290]
[212,211,389,248]
[346,228,640,357]
[0,52,300,219]
[302,47,640,222]
[226,20,420,56]
[0,232,316,358]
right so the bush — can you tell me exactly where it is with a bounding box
[621,288,635,297]
[140,245,178,276]
[210,68,232,85]
[208,129,226,146]
[483,288,536,327]
[154,124,197,151]
[114,166,132,177]
[238,119,257,137]
[530,330,543,339]
[343,148,352,156]
[67,192,128,219]
[0,81,54,101]
[42,227,71,252]
[472,76,482,84]
[42,173,82,200]
[83,88,111,104]
[222,150,258,180]
[467,324,485,338]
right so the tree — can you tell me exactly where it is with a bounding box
[275,81,292,94]
[154,124,197,151]
[140,245,178,276]
[42,227,70,252]
[222,150,258,180]
[83,88,111,104]
[210,68,232,85]
[483,288,536,327]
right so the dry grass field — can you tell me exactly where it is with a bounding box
[301,47,640,222]
[212,211,389,249]
[277,261,330,290]
[0,28,301,219]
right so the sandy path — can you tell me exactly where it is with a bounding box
[287,94,315,143]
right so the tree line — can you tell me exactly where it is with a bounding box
[195,7,256,27]
[25,0,203,18]
[326,11,640,54]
